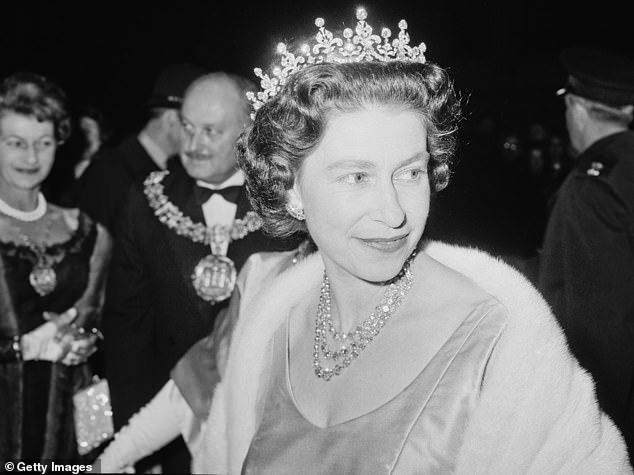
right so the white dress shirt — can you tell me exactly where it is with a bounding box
[196,170,245,256]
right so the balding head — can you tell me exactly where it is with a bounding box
[179,72,255,184]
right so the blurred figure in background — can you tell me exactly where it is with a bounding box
[494,130,537,259]
[543,134,573,207]
[73,105,113,180]
[539,47,634,459]
[0,73,110,463]
[52,104,114,208]
[76,62,206,238]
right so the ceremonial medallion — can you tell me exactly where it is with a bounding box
[29,263,57,296]
[191,254,237,304]
[145,171,264,305]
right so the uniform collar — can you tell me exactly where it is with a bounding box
[138,130,169,169]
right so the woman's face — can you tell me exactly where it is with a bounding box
[0,112,56,195]
[290,106,430,283]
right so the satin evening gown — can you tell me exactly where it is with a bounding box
[242,298,507,475]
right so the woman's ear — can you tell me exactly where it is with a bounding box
[285,181,305,221]
[285,181,303,209]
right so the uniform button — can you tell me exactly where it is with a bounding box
[586,161,604,176]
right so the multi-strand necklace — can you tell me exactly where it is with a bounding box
[313,254,416,381]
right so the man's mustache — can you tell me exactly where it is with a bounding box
[184,151,213,160]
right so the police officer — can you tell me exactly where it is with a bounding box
[539,47,634,457]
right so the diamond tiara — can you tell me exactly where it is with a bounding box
[246,7,427,118]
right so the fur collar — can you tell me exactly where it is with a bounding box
[197,241,630,474]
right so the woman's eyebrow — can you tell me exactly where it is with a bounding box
[326,159,375,171]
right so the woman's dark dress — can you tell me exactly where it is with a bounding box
[0,212,97,463]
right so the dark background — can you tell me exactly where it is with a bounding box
[4,0,634,261]
[4,0,633,135]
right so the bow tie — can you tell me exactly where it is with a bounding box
[194,185,242,205]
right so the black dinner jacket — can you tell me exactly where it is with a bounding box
[77,135,160,236]
[103,160,300,429]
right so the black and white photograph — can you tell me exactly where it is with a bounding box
[1,1,634,473]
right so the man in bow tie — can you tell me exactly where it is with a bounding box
[102,72,300,472]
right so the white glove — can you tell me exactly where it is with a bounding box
[20,307,84,362]
[97,380,186,472]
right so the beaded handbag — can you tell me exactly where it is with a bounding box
[73,376,114,455]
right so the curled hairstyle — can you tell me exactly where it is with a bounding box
[0,72,71,142]
[237,60,462,237]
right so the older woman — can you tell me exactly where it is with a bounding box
[0,73,110,463]
[99,9,630,475]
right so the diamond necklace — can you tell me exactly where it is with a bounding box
[313,253,415,381]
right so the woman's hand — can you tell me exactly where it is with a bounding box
[21,307,100,365]
[21,307,79,362]
[60,326,100,366]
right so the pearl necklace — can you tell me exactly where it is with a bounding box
[313,253,415,381]
[0,192,47,222]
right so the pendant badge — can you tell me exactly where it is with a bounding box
[144,171,264,305]
[29,264,57,296]
[191,254,237,304]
